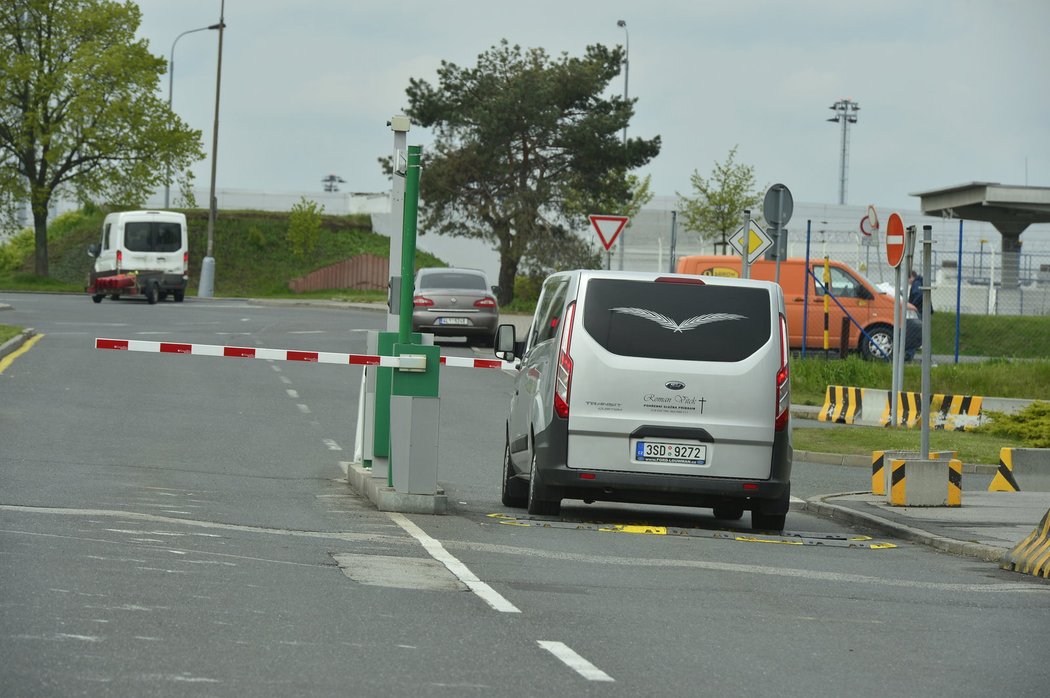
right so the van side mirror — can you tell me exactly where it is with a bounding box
[494,324,517,361]
[87,243,100,258]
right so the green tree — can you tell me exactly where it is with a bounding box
[404,40,660,304]
[677,146,762,254]
[0,0,204,276]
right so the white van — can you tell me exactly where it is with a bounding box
[87,210,189,304]
[495,270,792,531]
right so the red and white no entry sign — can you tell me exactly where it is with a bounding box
[885,212,905,268]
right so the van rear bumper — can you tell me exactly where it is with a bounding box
[534,422,792,512]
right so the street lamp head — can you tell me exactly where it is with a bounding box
[208,22,225,30]
[617,19,626,28]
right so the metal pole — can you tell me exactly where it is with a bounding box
[890,263,901,425]
[668,210,678,273]
[802,220,811,359]
[165,24,220,208]
[197,0,225,298]
[617,20,629,271]
[399,146,422,344]
[388,116,410,331]
[954,220,963,364]
[920,225,933,458]
[741,209,751,279]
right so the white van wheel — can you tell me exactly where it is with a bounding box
[145,282,159,305]
[526,450,560,517]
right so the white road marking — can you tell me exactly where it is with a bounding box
[289,330,325,334]
[286,389,299,398]
[297,404,311,414]
[279,376,292,384]
[387,512,521,613]
[537,641,614,682]
[322,439,341,451]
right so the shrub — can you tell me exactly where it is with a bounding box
[977,401,1050,448]
[286,198,324,257]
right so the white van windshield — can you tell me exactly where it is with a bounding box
[581,279,771,362]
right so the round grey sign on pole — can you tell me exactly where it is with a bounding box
[764,183,793,226]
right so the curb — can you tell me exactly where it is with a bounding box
[802,493,1006,563]
[0,328,36,360]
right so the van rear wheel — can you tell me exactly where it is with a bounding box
[145,282,159,305]
[713,506,744,521]
[91,294,104,303]
[526,450,560,517]
[173,290,185,303]
[501,430,527,508]
[751,511,786,531]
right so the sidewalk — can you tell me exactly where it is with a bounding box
[804,490,1050,565]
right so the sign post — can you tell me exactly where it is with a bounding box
[885,212,905,425]
[728,216,774,278]
[763,184,793,283]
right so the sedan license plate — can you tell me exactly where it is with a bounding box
[436,317,470,326]
[634,440,707,465]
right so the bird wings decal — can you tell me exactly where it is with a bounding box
[611,307,747,333]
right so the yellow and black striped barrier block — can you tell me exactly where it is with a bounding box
[989,447,1022,492]
[889,457,963,507]
[881,392,983,431]
[872,451,886,495]
[1000,508,1050,579]
[873,450,956,498]
[820,385,863,424]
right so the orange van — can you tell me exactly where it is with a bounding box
[675,256,920,360]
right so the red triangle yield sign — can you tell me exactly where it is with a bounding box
[589,214,629,251]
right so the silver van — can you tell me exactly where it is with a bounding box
[495,270,792,531]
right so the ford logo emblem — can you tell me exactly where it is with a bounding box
[665,381,686,390]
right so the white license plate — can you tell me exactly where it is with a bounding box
[436,317,470,326]
[634,440,707,465]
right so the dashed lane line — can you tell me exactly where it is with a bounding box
[537,641,614,682]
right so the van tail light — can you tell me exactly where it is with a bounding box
[116,249,122,272]
[183,251,189,272]
[553,301,577,419]
[413,295,434,307]
[474,297,497,309]
[775,313,790,432]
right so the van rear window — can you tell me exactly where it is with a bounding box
[581,279,771,362]
[124,222,183,253]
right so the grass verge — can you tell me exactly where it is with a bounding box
[0,323,22,344]
[792,423,1012,465]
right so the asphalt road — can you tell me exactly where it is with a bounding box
[2,293,1048,697]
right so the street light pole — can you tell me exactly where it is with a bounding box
[198,0,225,298]
[617,19,629,271]
[165,23,222,208]
[826,98,859,206]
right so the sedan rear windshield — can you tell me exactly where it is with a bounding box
[582,279,771,362]
[124,222,183,253]
[420,272,487,290]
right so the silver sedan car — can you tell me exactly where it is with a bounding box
[411,268,500,346]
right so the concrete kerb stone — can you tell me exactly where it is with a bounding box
[345,461,447,515]
[803,493,1006,563]
[0,327,36,360]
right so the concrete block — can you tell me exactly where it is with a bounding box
[889,457,963,507]
[990,447,1050,492]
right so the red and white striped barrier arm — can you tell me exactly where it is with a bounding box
[95,338,515,370]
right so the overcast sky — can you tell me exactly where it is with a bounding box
[133,0,1050,212]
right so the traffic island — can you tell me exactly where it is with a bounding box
[346,461,447,515]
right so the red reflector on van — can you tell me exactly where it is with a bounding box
[578,473,596,480]
[655,276,705,285]
[743,483,760,491]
